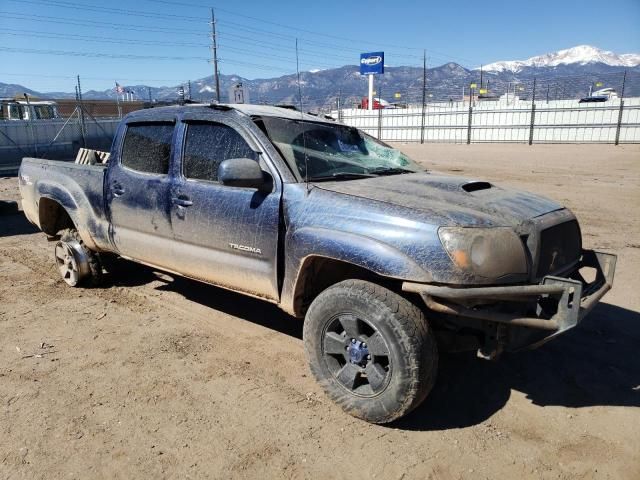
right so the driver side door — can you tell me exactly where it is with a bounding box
[168,119,282,300]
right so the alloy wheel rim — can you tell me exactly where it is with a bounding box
[55,242,80,286]
[322,313,392,397]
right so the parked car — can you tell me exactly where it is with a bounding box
[579,87,619,103]
[360,97,389,109]
[19,103,616,423]
[0,98,59,120]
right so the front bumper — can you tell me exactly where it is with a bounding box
[403,249,616,350]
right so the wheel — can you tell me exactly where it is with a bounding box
[303,279,438,423]
[54,229,102,287]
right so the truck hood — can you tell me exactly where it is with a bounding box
[314,172,563,227]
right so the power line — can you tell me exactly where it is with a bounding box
[5,0,206,22]
[0,46,304,73]
[0,72,189,83]
[0,25,360,65]
[0,46,209,61]
[0,10,452,66]
[4,6,418,62]
[217,20,425,60]
[138,0,476,63]
[0,28,351,66]
[0,11,425,67]
[0,31,345,70]
[0,30,209,48]
[215,31,359,63]
[0,11,209,35]
[4,0,475,65]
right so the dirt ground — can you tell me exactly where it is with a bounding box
[1,144,639,480]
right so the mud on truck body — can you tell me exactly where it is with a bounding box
[19,104,616,423]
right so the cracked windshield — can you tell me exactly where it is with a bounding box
[256,117,423,181]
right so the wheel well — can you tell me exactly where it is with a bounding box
[292,256,401,317]
[39,198,75,236]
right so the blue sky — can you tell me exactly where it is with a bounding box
[1,0,639,92]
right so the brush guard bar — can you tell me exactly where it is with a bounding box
[403,250,616,346]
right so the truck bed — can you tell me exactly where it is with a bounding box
[19,157,111,250]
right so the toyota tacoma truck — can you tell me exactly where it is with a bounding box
[19,104,616,423]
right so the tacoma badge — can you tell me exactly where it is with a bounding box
[229,243,262,255]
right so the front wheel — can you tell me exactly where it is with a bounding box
[303,279,438,423]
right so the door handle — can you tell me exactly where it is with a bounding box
[172,195,193,207]
[112,182,125,196]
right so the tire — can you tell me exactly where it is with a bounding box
[303,279,438,423]
[54,228,103,287]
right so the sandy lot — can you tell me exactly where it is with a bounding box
[1,144,639,479]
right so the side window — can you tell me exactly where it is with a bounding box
[183,122,256,182]
[121,123,174,174]
[9,104,25,120]
[34,105,55,120]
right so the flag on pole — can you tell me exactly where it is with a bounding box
[115,82,125,94]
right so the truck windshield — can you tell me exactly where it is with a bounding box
[255,116,422,181]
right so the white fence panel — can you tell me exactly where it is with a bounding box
[337,97,640,144]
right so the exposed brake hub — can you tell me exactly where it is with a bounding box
[348,339,370,365]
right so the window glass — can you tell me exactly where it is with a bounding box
[8,104,25,120]
[121,123,173,174]
[183,122,256,182]
[34,105,55,119]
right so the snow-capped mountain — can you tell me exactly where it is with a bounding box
[3,45,639,106]
[481,45,640,73]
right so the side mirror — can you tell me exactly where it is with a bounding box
[218,158,265,189]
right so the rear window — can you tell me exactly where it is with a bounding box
[121,122,174,174]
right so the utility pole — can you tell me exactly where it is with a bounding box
[420,50,427,144]
[614,70,627,146]
[147,87,152,105]
[546,83,550,104]
[115,81,122,118]
[377,83,383,139]
[23,93,38,157]
[188,80,192,100]
[528,77,537,146]
[210,8,221,103]
[76,75,86,148]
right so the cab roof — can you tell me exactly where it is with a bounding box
[124,103,335,124]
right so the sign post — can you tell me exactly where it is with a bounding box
[360,52,384,111]
[368,75,374,111]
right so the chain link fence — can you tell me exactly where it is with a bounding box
[2,70,639,173]
[0,96,145,173]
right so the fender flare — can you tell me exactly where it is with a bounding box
[280,226,432,315]
[36,181,98,250]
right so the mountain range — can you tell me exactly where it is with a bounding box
[2,45,639,108]
[481,45,640,73]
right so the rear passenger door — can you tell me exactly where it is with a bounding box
[106,121,176,268]
[169,119,281,300]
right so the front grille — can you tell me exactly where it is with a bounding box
[536,220,582,277]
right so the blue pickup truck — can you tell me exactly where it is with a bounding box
[19,103,616,423]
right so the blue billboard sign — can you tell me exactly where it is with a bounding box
[360,52,384,75]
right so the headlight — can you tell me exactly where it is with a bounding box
[438,227,527,279]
